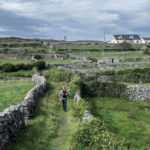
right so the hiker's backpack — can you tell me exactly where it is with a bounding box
[62,90,68,98]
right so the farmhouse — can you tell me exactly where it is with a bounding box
[110,34,142,44]
[142,38,150,44]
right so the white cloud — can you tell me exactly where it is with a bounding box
[0,0,150,40]
[0,26,10,32]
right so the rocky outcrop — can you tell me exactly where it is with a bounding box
[74,93,82,104]
[0,74,47,150]
[82,110,93,121]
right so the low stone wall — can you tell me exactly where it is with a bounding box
[126,85,150,101]
[58,66,117,76]
[0,48,38,53]
[98,75,150,83]
[98,62,150,68]
[0,76,31,81]
[0,54,32,60]
[120,56,150,63]
[85,81,150,101]
[48,62,96,69]
[0,53,68,60]
[0,74,47,150]
[68,51,143,56]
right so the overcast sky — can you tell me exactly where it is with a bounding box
[0,0,150,41]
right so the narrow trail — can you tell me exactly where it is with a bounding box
[10,81,78,150]
[50,109,69,150]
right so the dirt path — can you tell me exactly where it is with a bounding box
[49,104,73,150]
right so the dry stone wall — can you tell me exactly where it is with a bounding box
[125,85,150,101]
[0,74,47,150]
[0,77,31,81]
[98,62,150,68]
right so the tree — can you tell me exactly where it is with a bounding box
[119,41,132,51]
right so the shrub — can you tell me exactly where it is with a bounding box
[15,63,25,70]
[83,80,126,98]
[69,75,84,97]
[2,64,15,72]
[24,48,28,54]
[119,41,132,51]
[141,46,148,51]
[71,118,128,150]
[33,61,46,70]
[72,100,89,119]
[34,55,42,59]
[141,46,149,54]
[2,47,9,53]
[45,68,73,82]
[87,57,97,63]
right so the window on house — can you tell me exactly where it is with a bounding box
[129,36,134,40]
[118,36,122,40]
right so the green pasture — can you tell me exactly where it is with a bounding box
[88,97,150,149]
[0,80,35,112]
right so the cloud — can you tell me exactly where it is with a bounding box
[0,0,149,40]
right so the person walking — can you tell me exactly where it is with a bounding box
[59,86,69,112]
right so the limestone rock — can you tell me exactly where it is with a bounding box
[82,110,93,121]
[74,93,82,103]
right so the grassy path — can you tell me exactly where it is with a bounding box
[10,81,79,150]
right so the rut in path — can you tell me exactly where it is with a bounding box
[50,99,76,150]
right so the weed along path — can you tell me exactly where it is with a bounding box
[10,81,77,150]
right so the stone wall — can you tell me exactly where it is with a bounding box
[0,74,47,150]
[0,42,41,48]
[0,48,39,53]
[0,77,31,81]
[68,51,143,56]
[125,85,150,101]
[0,54,68,60]
[48,62,96,69]
[98,75,150,83]
[98,62,150,68]
[58,66,117,76]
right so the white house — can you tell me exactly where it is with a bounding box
[142,38,150,44]
[110,34,142,44]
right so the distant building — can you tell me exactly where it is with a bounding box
[110,34,142,44]
[142,38,150,44]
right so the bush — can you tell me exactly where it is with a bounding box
[82,80,126,98]
[71,118,128,150]
[69,75,84,97]
[2,64,15,72]
[0,61,46,72]
[72,100,89,119]
[33,61,46,70]
[119,41,132,51]
[45,68,73,82]
[87,57,97,63]
[141,46,149,54]
[2,47,9,53]
[15,63,25,70]
[34,55,42,59]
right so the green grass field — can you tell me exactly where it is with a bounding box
[0,80,35,112]
[0,70,34,77]
[88,97,150,149]
[77,53,149,60]
[0,59,30,65]
[44,59,81,64]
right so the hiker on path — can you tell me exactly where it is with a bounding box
[59,86,69,112]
